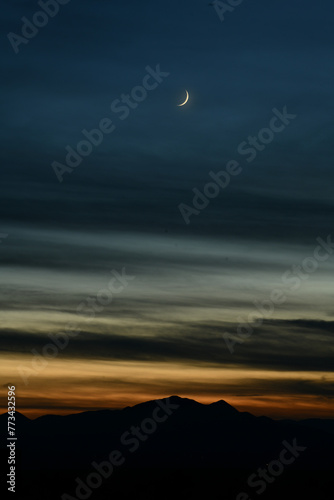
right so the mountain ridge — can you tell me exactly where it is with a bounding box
[1,395,333,422]
[1,395,333,499]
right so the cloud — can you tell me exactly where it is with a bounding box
[2,0,334,417]
[1,319,334,374]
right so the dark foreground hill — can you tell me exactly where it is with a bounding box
[1,396,333,499]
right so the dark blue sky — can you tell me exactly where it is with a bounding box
[1,0,334,237]
[1,0,334,418]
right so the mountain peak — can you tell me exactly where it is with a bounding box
[167,395,202,406]
[209,399,239,414]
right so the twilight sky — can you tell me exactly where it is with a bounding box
[1,0,334,419]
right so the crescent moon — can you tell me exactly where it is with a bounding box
[178,90,189,107]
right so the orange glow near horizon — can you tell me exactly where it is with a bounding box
[1,355,333,420]
[13,394,334,421]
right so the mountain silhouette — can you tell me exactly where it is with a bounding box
[1,396,333,499]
